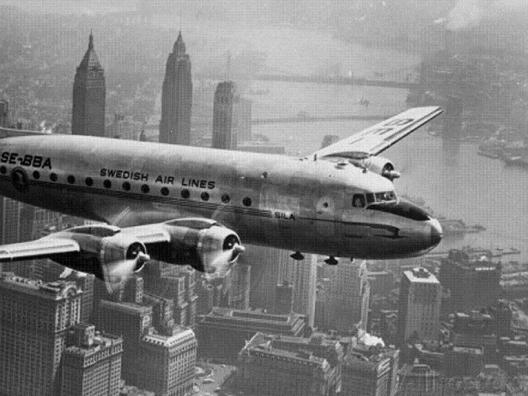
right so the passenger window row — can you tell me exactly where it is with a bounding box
[12,169,255,206]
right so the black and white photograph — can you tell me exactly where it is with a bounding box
[0,1,527,395]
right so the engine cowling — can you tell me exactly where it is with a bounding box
[363,156,400,181]
[160,222,244,279]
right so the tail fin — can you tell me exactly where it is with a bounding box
[0,126,50,139]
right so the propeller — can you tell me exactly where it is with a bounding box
[204,236,245,282]
[103,243,150,294]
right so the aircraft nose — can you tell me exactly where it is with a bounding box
[429,218,443,247]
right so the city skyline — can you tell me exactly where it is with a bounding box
[1,2,528,395]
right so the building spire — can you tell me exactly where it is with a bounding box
[89,29,93,50]
[173,31,186,56]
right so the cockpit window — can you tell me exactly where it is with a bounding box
[375,191,396,202]
[366,193,375,204]
[367,200,430,221]
[352,194,366,208]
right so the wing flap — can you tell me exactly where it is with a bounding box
[0,238,80,262]
[312,106,443,159]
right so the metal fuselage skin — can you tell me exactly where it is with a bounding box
[0,135,441,259]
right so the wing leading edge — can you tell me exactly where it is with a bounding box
[0,237,80,262]
[311,106,443,160]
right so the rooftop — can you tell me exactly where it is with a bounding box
[0,273,81,301]
[141,327,195,348]
[404,267,440,284]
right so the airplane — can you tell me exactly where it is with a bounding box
[0,106,443,292]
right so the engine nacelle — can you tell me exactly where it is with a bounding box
[160,221,244,279]
[362,156,400,181]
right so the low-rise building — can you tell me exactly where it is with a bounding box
[60,324,123,396]
[237,332,342,396]
[197,307,306,361]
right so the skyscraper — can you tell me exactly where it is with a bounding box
[319,259,370,332]
[212,81,239,150]
[247,245,290,311]
[96,300,197,396]
[439,249,501,313]
[397,267,441,344]
[159,31,192,145]
[60,324,123,396]
[72,32,106,137]
[0,99,8,127]
[0,274,82,396]
[284,254,317,328]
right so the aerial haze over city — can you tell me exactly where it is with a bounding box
[1,0,528,395]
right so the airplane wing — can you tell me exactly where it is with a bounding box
[0,218,243,292]
[311,106,443,160]
[0,237,80,262]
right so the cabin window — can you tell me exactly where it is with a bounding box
[352,194,366,208]
[103,180,111,189]
[181,189,190,199]
[242,197,252,207]
[201,192,209,201]
[221,194,230,203]
[85,177,93,186]
[67,175,75,184]
[161,187,169,196]
[32,171,40,180]
[141,184,150,194]
[50,173,58,182]
[0,166,6,174]
[122,182,131,191]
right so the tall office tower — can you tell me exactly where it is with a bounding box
[196,279,215,314]
[321,259,370,332]
[159,31,192,145]
[237,97,252,142]
[0,197,24,244]
[137,328,197,396]
[143,293,175,335]
[246,245,290,311]
[284,254,317,328]
[97,300,153,385]
[60,324,123,396]
[217,262,251,310]
[0,197,25,272]
[439,249,501,313]
[397,267,441,345]
[275,281,294,314]
[0,274,82,396]
[143,262,197,326]
[0,99,8,127]
[72,32,106,136]
[97,300,197,396]
[212,81,239,150]
[397,362,443,396]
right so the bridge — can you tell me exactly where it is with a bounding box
[197,72,419,90]
[252,114,390,125]
[254,74,419,89]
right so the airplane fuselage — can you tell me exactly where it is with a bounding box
[0,135,441,259]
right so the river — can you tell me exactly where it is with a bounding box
[249,81,528,263]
